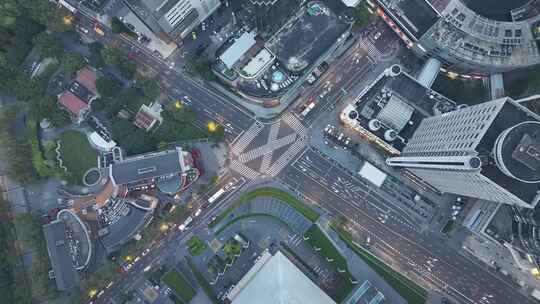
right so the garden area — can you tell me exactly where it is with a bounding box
[187,236,207,256]
[209,187,320,228]
[162,269,196,303]
[303,224,355,302]
[57,130,98,185]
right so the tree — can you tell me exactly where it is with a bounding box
[62,52,86,75]
[118,59,136,80]
[32,32,63,58]
[0,0,19,28]
[87,42,104,68]
[111,17,136,37]
[353,4,373,28]
[136,77,160,101]
[96,76,122,98]
[184,55,216,81]
[101,46,123,67]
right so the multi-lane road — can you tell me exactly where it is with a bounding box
[280,147,533,304]
[71,7,538,304]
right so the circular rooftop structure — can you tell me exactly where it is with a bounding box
[493,121,540,184]
[272,71,285,83]
[156,175,183,195]
[57,209,92,270]
[461,0,531,21]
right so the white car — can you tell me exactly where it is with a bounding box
[141,248,150,256]
[194,208,202,217]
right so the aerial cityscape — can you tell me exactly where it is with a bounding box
[2,0,540,304]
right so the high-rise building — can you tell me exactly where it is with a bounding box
[387,97,540,208]
[122,0,220,42]
[375,0,540,75]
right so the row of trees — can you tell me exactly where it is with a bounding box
[0,198,33,304]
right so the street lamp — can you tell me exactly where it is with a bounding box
[207,121,218,132]
[88,289,97,298]
[160,223,169,232]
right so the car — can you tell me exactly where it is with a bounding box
[134,256,141,263]
[142,248,150,256]
[194,208,202,217]
[178,216,193,231]
[97,290,105,298]
[374,32,382,40]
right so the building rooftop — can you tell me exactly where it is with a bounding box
[341,66,457,154]
[75,67,98,95]
[109,147,187,186]
[43,220,79,291]
[479,99,540,206]
[425,0,540,68]
[266,2,348,72]
[228,250,335,304]
[58,91,88,116]
[220,31,258,68]
[99,198,151,252]
[377,0,440,40]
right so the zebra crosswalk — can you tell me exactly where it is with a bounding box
[238,133,297,163]
[231,122,264,156]
[267,138,307,177]
[230,159,260,180]
[360,38,382,62]
[282,113,308,137]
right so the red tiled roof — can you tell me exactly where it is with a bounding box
[75,67,97,95]
[58,91,88,116]
[133,109,157,130]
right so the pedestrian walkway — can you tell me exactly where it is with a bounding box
[230,159,260,180]
[360,39,382,62]
[282,113,308,137]
[238,133,296,163]
[267,139,307,177]
[231,122,264,156]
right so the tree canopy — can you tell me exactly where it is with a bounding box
[96,76,122,98]
[62,52,86,75]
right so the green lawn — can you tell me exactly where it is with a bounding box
[304,224,355,302]
[58,130,97,185]
[186,257,218,304]
[162,270,196,302]
[186,236,207,256]
[334,226,427,304]
[209,187,319,228]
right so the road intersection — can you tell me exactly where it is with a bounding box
[74,10,537,304]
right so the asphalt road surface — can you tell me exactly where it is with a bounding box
[279,147,533,304]
[72,9,537,304]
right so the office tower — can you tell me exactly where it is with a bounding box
[387,97,540,208]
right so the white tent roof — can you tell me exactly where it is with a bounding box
[88,132,116,151]
[358,162,387,188]
[229,251,336,304]
[220,31,257,68]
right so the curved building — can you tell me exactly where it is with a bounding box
[376,0,540,74]
[387,97,540,208]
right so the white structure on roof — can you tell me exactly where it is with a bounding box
[358,162,387,187]
[241,48,276,78]
[88,132,116,152]
[219,31,257,68]
[228,250,336,304]
[341,0,361,7]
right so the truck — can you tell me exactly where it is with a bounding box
[300,101,316,117]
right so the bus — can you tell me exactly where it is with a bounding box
[301,101,316,117]
[208,188,225,204]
